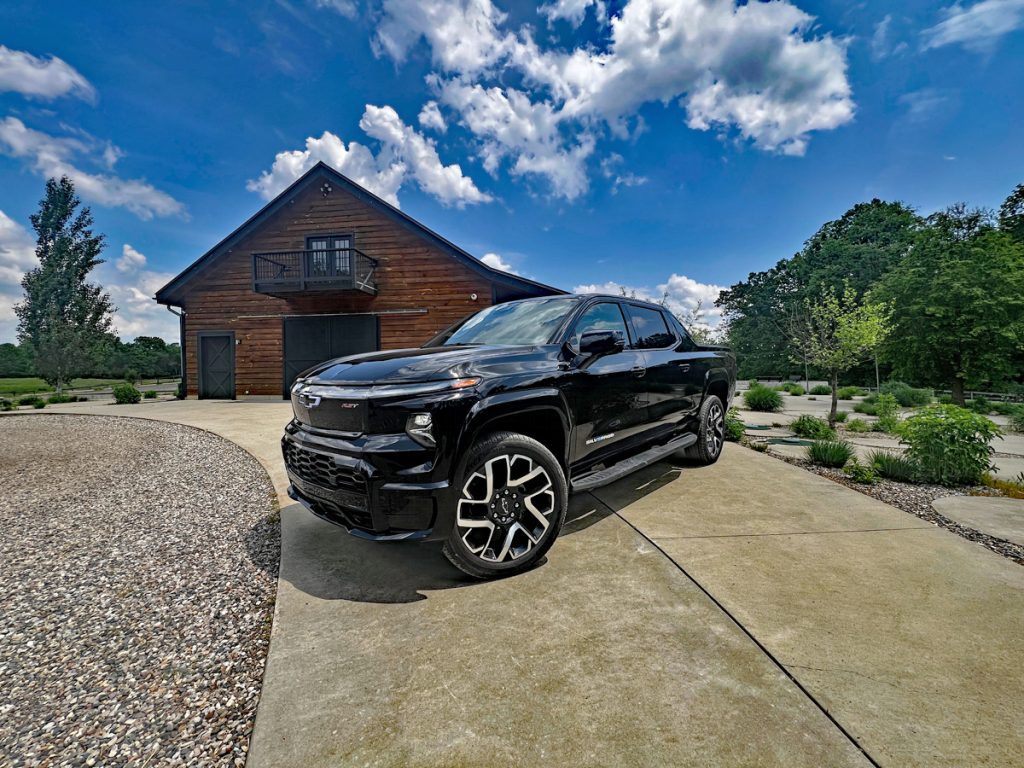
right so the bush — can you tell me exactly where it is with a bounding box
[743,386,783,412]
[810,384,832,396]
[32,401,45,409]
[937,394,954,405]
[834,410,848,423]
[807,439,854,468]
[791,414,836,440]
[875,393,900,433]
[143,390,158,399]
[47,393,75,404]
[17,395,42,407]
[868,450,918,483]
[843,459,877,484]
[853,401,877,415]
[899,405,1001,486]
[787,384,805,396]
[837,386,866,400]
[967,397,991,414]
[113,383,142,405]
[724,407,745,442]
[880,381,933,407]
[846,417,871,433]
[0,398,12,412]
[991,401,1020,416]
[747,379,759,388]
[1008,408,1024,433]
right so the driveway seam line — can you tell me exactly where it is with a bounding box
[650,525,934,540]
[599,498,883,768]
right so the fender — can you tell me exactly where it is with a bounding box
[457,387,572,470]
[701,366,736,408]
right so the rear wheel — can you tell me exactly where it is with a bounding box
[443,431,568,579]
[684,394,726,465]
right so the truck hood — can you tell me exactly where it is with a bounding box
[300,344,557,387]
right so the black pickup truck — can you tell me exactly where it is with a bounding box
[283,294,736,578]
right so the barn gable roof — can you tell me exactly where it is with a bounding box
[155,161,563,305]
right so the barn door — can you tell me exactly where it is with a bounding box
[283,315,379,397]
[198,333,235,399]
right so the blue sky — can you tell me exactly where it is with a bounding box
[1,0,1022,342]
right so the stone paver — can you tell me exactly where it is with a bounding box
[932,496,1024,547]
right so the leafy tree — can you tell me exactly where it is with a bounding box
[15,177,114,392]
[791,283,890,425]
[0,343,33,377]
[874,205,1024,405]
[999,182,1024,243]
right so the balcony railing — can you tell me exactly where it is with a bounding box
[252,248,378,295]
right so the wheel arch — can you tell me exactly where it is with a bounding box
[458,390,571,473]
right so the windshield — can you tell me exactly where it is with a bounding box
[440,297,581,346]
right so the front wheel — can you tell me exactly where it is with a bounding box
[443,431,568,579]
[683,394,726,465]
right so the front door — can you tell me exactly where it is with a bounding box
[282,314,379,397]
[198,333,234,399]
[306,235,352,280]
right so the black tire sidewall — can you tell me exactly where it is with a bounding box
[445,431,568,577]
[689,395,725,464]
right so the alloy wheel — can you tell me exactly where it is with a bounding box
[456,453,556,563]
[706,401,724,457]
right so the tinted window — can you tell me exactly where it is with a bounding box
[569,303,629,347]
[441,297,581,346]
[667,313,698,350]
[628,305,675,349]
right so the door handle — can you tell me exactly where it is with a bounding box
[631,366,646,378]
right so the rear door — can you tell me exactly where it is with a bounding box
[283,314,379,397]
[624,304,701,429]
[564,301,649,468]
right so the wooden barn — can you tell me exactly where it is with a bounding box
[155,162,562,399]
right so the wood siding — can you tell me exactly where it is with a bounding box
[178,180,496,397]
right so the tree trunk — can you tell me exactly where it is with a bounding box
[952,377,966,407]
[829,370,839,426]
[874,354,880,393]
[804,357,810,392]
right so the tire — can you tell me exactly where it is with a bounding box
[443,431,568,579]
[683,395,726,465]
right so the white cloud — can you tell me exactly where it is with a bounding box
[899,88,949,121]
[574,273,725,330]
[539,0,606,27]
[97,245,178,341]
[0,45,96,102]
[0,118,186,220]
[312,0,358,18]
[376,0,854,198]
[0,210,37,341]
[418,100,447,133]
[922,0,1024,52]
[480,252,517,273]
[600,153,647,193]
[116,244,147,272]
[248,104,491,208]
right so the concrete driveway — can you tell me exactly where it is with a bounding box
[23,400,1024,766]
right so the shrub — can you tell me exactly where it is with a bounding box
[773,384,790,392]
[880,381,933,407]
[0,398,12,412]
[834,410,848,423]
[875,393,900,433]
[937,394,954,405]
[744,386,783,412]
[810,384,832,396]
[853,401,877,415]
[991,401,1020,416]
[32,401,45,409]
[143,390,158,399]
[807,440,854,468]
[1008,407,1024,433]
[791,414,836,440]
[750,441,769,452]
[843,459,877,484]
[868,450,918,483]
[113,383,142,405]
[967,397,991,414]
[787,384,805,396]
[846,417,871,433]
[747,379,759,388]
[17,395,42,407]
[47,393,75,404]
[724,408,745,442]
[837,386,866,400]
[900,405,1001,486]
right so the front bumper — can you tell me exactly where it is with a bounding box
[281,421,454,541]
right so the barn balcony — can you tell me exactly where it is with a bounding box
[252,248,378,296]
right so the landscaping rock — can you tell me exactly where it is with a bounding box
[0,415,280,767]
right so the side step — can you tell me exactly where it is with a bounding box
[571,433,697,492]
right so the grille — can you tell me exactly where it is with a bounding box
[283,441,367,497]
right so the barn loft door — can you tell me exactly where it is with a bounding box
[283,315,380,397]
[198,333,235,399]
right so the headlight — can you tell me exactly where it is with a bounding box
[406,412,435,448]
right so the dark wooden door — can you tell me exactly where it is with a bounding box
[198,333,234,399]
[283,315,379,397]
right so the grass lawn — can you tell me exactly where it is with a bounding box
[0,377,180,397]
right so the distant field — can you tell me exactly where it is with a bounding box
[0,377,180,397]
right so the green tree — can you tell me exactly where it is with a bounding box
[874,205,1024,405]
[791,283,890,425]
[999,182,1024,243]
[15,177,114,392]
[0,343,33,377]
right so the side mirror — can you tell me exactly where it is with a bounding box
[579,329,625,356]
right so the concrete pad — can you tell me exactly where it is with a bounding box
[992,455,1024,480]
[613,448,1024,768]
[932,496,1024,546]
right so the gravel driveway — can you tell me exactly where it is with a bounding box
[0,415,280,767]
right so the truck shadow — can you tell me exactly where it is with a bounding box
[248,459,690,604]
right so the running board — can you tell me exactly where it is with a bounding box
[571,433,697,492]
